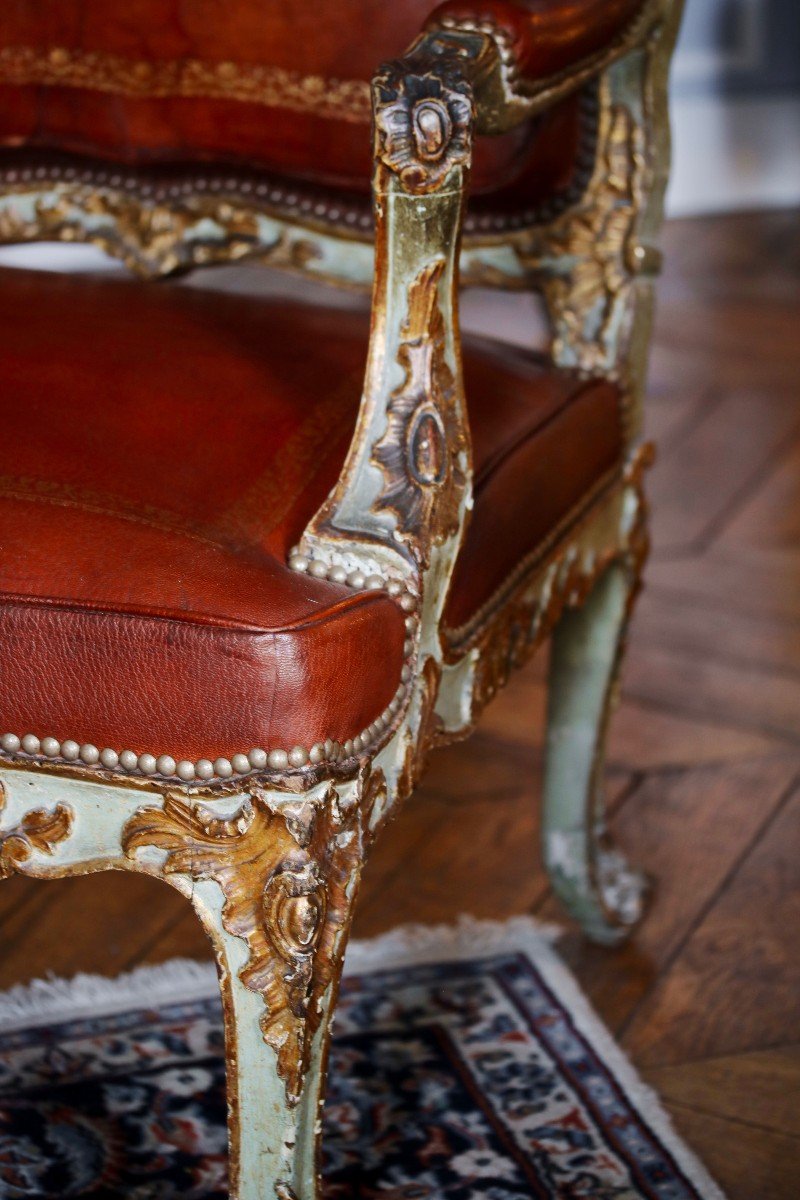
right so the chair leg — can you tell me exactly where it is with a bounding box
[542,558,650,945]
[194,898,345,1200]
[122,782,370,1200]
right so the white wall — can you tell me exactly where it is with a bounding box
[666,0,800,215]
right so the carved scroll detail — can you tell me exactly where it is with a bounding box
[371,260,467,566]
[0,781,74,879]
[0,188,322,280]
[122,767,385,1103]
[373,54,473,193]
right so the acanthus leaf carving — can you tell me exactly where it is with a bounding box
[371,260,468,568]
[121,766,386,1104]
[0,780,74,879]
[517,98,648,377]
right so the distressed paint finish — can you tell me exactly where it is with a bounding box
[0,5,686,1197]
[0,765,369,1199]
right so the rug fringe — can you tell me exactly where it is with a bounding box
[0,914,559,1032]
[0,957,219,1031]
[344,912,560,973]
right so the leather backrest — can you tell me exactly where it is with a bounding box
[0,1,619,197]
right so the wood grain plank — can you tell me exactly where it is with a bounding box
[623,782,800,1065]
[720,438,800,550]
[643,1044,800,1139]
[534,757,799,1034]
[633,587,800,677]
[660,1103,800,1200]
[648,545,800,623]
[0,871,190,989]
[623,643,800,743]
[478,662,790,770]
[353,731,633,936]
[647,390,800,554]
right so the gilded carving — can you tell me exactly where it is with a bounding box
[373,54,473,192]
[514,100,646,378]
[0,780,73,879]
[371,260,467,567]
[122,769,385,1103]
[0,45,371,123]
[0,186,320,279]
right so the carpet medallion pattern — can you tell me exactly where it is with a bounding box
[0,919,724,1199]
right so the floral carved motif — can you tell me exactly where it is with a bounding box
[122,767,385,1103]
[373,52,473,193]
[0,780,73,879]
[0,188,321,279]
[372,260,467,567]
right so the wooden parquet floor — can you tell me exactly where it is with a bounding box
[1,211,798,1198]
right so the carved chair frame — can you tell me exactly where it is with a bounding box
[0,3,684,1197]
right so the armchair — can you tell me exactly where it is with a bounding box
[0,1,684,1196]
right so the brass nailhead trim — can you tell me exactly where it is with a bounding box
[0,569,418,786]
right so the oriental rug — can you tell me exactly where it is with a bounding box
[0,916,725,1198]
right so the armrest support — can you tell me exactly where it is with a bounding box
[300,35,475,620]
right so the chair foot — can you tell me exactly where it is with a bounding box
[543,558,650,946]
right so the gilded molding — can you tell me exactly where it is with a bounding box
[396,656,444,802]
[0,45,370,123]
[122,766,385,1104]
[371,260,467,568]
[0,779,73,879]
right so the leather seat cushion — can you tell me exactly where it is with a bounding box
[0,267,622,763]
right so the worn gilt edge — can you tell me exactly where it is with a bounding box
[121,765,385,1104]
[0,778,74,879]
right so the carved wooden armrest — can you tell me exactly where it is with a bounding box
[295,3,668,612]
[297,34,479,624]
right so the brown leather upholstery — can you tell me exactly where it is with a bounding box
[0,0,641,201]
[428,0,645,83]
[0,267,622,760]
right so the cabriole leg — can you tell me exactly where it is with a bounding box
[542,558,650,945]
[121,780,372,1200]
[190,885,350,1200]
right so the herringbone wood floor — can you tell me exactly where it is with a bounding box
[1,211,799,1198]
